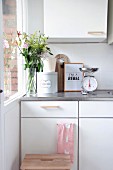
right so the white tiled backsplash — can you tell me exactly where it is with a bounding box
[46,43,113,90]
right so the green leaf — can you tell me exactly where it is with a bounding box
[49,52,53,55]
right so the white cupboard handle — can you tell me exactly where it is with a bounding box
[41,106,60,109]
[88,31,105,35]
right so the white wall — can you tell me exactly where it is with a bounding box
[4,100,19,170]
[28,0,43,33]
[49,43,113,89]
[27,0,113,90]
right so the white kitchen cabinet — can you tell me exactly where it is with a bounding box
[108,0,113,44]
[44,0,108,42]
[21,101,78,170]
[79,101,113,170]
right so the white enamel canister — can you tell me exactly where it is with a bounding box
[37,72,58,93]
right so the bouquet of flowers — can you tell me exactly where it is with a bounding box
[16,31,53,71]
[16,31,53,94]
[4,31,53,95]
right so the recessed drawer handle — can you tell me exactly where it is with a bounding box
[41,106,60,109]
[88,31,105,35]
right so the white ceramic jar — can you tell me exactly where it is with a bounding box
[37,72,58,93]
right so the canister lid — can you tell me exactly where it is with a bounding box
[37,72,57,75]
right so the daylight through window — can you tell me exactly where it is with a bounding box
[3,0,18,100]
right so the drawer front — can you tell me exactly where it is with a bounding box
[79,101,113,117]
[21,101,78,117]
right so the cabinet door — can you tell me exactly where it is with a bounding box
[79,118,113,170]
[44,0,108,42]
[108,0,113,44]
[21,118,78,170]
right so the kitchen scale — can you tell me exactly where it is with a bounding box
[79,67,99,95]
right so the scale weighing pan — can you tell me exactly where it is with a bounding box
[79,68,99,73]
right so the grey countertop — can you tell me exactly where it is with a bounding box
[20,90,113,101]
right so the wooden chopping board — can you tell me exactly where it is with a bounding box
[55,54,69,92]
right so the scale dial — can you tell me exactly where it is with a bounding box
[82,76,98,92]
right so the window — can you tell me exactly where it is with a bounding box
[3,0,23,101]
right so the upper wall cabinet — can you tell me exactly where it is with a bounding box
[108,0,113,44]
[44,0,108,43]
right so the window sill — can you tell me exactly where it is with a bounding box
[4,92,25,114]
[4,92,25,105]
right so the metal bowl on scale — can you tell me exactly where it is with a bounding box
[79,67,99,73]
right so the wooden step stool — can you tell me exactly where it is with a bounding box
[20,154,72,170]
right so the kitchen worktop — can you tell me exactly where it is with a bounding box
[20,90,113,101]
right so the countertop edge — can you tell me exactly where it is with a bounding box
[20,97,113,101]
[20,90,113,101]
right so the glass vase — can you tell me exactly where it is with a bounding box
[26,67,36,96]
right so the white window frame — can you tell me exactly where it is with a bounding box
[4,0,28,105]
[0,1,5,170]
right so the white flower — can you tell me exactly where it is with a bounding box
[4,40,9,48]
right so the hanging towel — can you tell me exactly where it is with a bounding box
[57,123,74,163]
